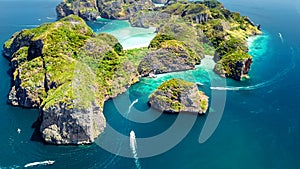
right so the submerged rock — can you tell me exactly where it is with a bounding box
[149,78,209,114]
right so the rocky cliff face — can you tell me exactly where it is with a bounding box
[40,63,106,144]
[97,0,154,20]
[56,0,99,21]
[3,15,141,145]
[129,11,171,28]
[214,52,253,80]
[56,0,154,20]
[41,100,106,144]
[4,32,46,108]
[149,78,209,114]
[55,0,261,81]
[138,39,200,76]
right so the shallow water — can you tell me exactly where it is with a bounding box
[0,0,300,168]
[87,18,156,49]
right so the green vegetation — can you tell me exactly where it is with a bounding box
[214,51,252,77]
[156,78,194,98]
[4,15,143,110]
[4,34,16,49]
[150,78,195,112]
[149,78,208,113]
[95,0,154,19]
[43,61,97,109]
[157,17,204,57]
[202,43,216,56]
[215,37,248,57]
[159,0,260,78]
[160,40,200,64]
[199,91,208,111]
[123,47,148,68]
[149,34,175,49]
[57,0,261,81]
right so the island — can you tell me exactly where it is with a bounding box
[149,78,209,114]
[57,0,261,80]
[3,15,142,144]
[2,0,261,144]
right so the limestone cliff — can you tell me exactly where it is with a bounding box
[129,0,261,80]
[56,0,99,21]
[214,52,253,80]
[55,0,261,81]
[138,38,200,76]
[149,78,209,114]
[56,0,154,20]
[3,15,143,144]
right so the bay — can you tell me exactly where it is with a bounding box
[0,0,299,168]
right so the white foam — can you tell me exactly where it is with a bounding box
[211,59,295,91]
[46,17,55,20]
[278,32,284,43]
[130,130,141,169]
[128,99,138,114]
[24,160,54,168]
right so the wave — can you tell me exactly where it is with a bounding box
[130,130,141,169]
[24,160,54,168]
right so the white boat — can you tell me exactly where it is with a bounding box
[24,160,55,168]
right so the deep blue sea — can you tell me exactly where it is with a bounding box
[0,0,300,168]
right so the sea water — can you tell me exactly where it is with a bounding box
[0,0,300,168]
[87,18,156,50]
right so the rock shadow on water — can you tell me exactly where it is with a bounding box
[30,113,44,143]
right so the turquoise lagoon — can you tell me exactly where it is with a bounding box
[0,0,300,169]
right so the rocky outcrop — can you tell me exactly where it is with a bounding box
[56,0,99,21]
[214,52,253,80]
[97,0,154,20]
[129,11,171,28]
[41,102,105,144]
[40,63,106,144]
[138,39,200,76]
[4,33,46,108]
[3,15,141,145]
[56,0,154,20]
[149,78,209,114]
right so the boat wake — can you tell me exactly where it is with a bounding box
[278,32,284,43]
[101,99,139,169]
[130,130,141,169]
[128,99,138,114]
[24,160,55,168]
[210,82,270,91]
[211,59,295,91]
[46,16,55,20]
